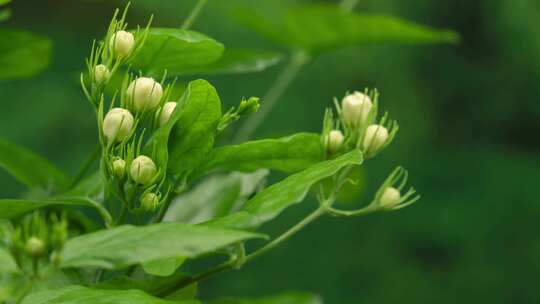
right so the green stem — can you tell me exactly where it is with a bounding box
[69,145,100,189]
[233,50,310,143]
[181,0,209,30]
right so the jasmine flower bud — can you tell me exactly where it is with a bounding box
[93,64,110,84]
[159,102,177,126]
[109,30,135,58]
[126,77,163,112]
[130,155,157,186]
[103,108,134,142]
[113,159,126,179]
[342,92,372,127]
[362,124,388,157]
[325,130,344,154]
[141,193,160,211]
[26,237,45,256]
[379,187,401,209]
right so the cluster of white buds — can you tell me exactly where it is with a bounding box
[126,77,163,112]
[109,30,135,58]
[130,155,157,186]
[102,108,135,143]
[342,91,373,127]
[373,167,419,211]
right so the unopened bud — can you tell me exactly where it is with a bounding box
[159,102,177,126]
[26,237,45,256]
[103,108,134,142]
[342,92,373,127]
[379,187,401,209]
[93,64,110,84]
[130,155,157,186]
[141,193,160,211]
[362,124,388,157]
[113,159,126,179]
[109,30,135,58]
[126,77,163,112]
[325,130,344,154]
[238,97,260,115]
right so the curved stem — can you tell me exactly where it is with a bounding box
[181,0,209,30]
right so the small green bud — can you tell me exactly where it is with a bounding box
[103,108,134,142]
[25,237,45,256]
[238,97,260,115]
[362,124,389,157]
[93,64,110,84]
[109,30,135,58]
[141,193,160,211]
[130,155,157,186]
[325,130,344,154]
[113,159,127,179]
[126,77,163,112]
[342,92,372,127]
[379,187,401,210]
[159,101,177,126]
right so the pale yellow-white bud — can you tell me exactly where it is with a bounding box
[362,124,388,156]
[342,92,373,127]
[112,159,126,179]
[126,77,163,112]
[130,155,157,186]
[26,237,45,256]
[141,193,160,211]
[325,130,344,153]
[103,108,134,142]
[379,187,401,209]
[159,102,178,126]
[93,64,110,84]
[109,30,135,58]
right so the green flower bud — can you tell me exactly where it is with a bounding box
[362,124,388,157]
[342,92,373,127]
[141,193,160,211]
[325,130,344,154]
[113,159,126,179]
[126,77,163,112]
[109,30,135,58]
[379,187,401,210]
[130,155,157,186]
[103,108,134,142]
[25,237,45,256]
[238,97,260,115]
[93,64,110,84]
[159,102,177,126]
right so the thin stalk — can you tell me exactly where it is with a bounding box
[69,145,100,189]
[181,0,209,30]
[234,50,309,143]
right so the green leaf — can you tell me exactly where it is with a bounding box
[0,138,69,191]
[60,223,265,269]
[210,292,322,304]
[131,28,224,77]
[167,79,222,177]
[0,9,11,22]
[0,29,52,80]
[239,4,459,52]
[179,48,283,75]
[0,0,11,5]
[206,150,363,229]
[99,274,198,301]
[142,256,186,277]
[194,133,323,178]
[0,197,96,219]
[21,285,199,304]
[0,248,18,273]
[164,170,269,224]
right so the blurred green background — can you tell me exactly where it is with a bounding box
[1,0,539,303]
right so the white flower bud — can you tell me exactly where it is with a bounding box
[126,77,163,112]
[159,102,178,126]
[103,108,134,142]
[113,159,126,179]
[93,64,110,84]
[325,130,344,153]
[141,193,160,211]
[342,92,373,127]
[362,124,389,156]
[379,187,401,209]
[26,237,45,256]
[109,30,135,58]
[130,155,157,186]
